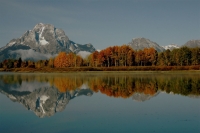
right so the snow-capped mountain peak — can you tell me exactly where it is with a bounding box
[162,44,179,50]
[0,23,96,61]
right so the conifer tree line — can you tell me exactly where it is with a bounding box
[0,45,200,69]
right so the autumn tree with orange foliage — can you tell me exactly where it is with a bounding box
[54,52,83,68]
[89,45,135,67]
[91,51,99,67]
[54,52,68,68]
[127,47,135,66]
[112,46,119,66]
[76,55,83,67]
[98,50,106,67]
[143,47,158,66]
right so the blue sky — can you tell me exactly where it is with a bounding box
[0,0,199,50]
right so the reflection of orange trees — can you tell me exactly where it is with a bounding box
[98,84,135,98]
[53,77,83,93]
[97,77,131,98]
[1,74,199,96]
[87,76,102,93]
[88,76,158,98]
[134,79,158,95]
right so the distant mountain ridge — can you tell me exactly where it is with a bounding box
[128,38,200,52]
[0,23,96,61]
[162,40,200,51]
[128,38,165,52]
[183,40,200,48]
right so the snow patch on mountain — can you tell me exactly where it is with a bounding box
[79,84,89,89]
[8,95,17,100]
[39,27,49,45]
[162,44,179,50]
[39,95,49,113]
[40,38,49,45]
[7,41,16,46]
[69,45,74,52]
[40,95,49,104]
[6,39,19,47]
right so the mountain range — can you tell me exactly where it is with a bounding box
[0,23,199,61]
[0,23,96,61]
[128,38,200,52]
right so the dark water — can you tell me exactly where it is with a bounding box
[0,72,200,133]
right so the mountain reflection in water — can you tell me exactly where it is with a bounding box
[0,72,199,117]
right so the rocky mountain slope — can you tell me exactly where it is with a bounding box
[162,40,200,51]
[128,38,200,52]
[0,23,96,61]
[128,38,165,52]
[183,40,200,48]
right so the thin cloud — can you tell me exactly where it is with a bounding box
[10,81,51,92]
[10,49,56,61]
[77,51,91,59]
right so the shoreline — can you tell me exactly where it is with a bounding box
[0,66,200,73]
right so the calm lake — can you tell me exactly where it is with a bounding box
[0,72,200,133]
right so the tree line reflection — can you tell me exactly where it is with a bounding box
[90,76,159,98]
[0,73,199,98]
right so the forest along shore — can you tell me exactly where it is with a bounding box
[0,46,200,72]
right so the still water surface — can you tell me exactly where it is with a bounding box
[0,72,200,133]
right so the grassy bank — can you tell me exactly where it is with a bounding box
[0,65,200,73]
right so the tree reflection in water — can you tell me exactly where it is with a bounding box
[0,73,199,117]
[0,73,199,98]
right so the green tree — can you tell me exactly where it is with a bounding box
[179,47,192,66]
[18,57,22,68]
[164,49,171,66]
[191,48,200,65]
[171,48,180,66]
